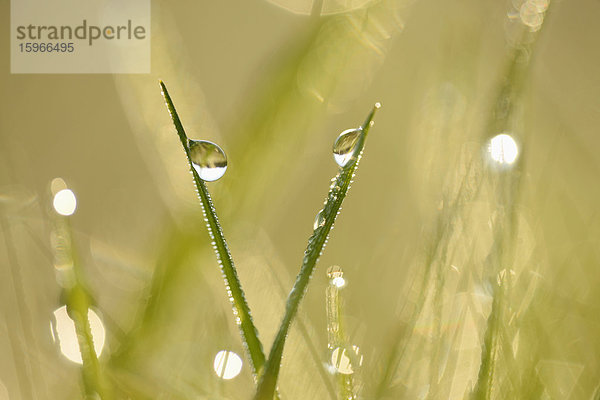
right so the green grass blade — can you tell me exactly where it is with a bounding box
[254,104,380,400]
[326,266,358,399]
[471,282,503,400]
[159,80,267,377]
[0,217,45,400]
[108,222,197,366]
[52,217,112,399]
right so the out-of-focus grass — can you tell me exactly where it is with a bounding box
[2,0,600,399]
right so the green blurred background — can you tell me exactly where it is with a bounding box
[1,0,600,398]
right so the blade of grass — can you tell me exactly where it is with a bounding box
[254,104,380,400]
[326,267,359,399]
[0,217,40,400]
[52,216,112,400]
[159,80,267,378]
[470,279,503,400]
[260,239,337,400]
[470,14,552,397]
[115,3,402,371]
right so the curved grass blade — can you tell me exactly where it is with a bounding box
[159,80,267,377]
[254,103,380,400]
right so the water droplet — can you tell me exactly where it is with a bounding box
[314,209,326,230]
[50,177,68,196]
[213,350,243,379]
[331,277,346,289]
[333,128,364,168]
[327,265,343,279]
[497,268,516,286]
[331,345,363,375]
[188,140,228,181]
[327,265,346,287]
[332,277,346,288]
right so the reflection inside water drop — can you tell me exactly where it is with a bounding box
[331,345,363,375]
[50,306,105,364]
[314,209,326,230]
[213,350,243,379]
[188,140,228,181]
[333,128,363,168]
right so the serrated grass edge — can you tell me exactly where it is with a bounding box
[254,104,380,400]
[159,81,267,378]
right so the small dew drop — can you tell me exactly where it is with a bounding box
[314,209,326,230]
[327,265,343,279]
[188,140,228,182]
[497,268,517,286]
[331,345,363,375]
[213,350,243,380]
[332,276,346,288]
[327,265,346,288]
[333,128,364,168]
[50,177,68,196]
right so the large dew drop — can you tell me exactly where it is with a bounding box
[188,140,228,182]
[333,128,364,168]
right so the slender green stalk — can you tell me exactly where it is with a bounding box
[159,81,267,377]
[265,249,337,400]
[254,104,380,400]
[326,267,357,399]
[471,280,503,400]
[53,217,111,399]
[109,223,197,366]
[471,15,549,398]
[0,217,40,400]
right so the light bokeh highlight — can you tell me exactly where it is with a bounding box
[488,133,519,165]
[213,350,243,380]
[53,189,77,216]
[50,306,106,364]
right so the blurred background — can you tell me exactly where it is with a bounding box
[1,0,600,398]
